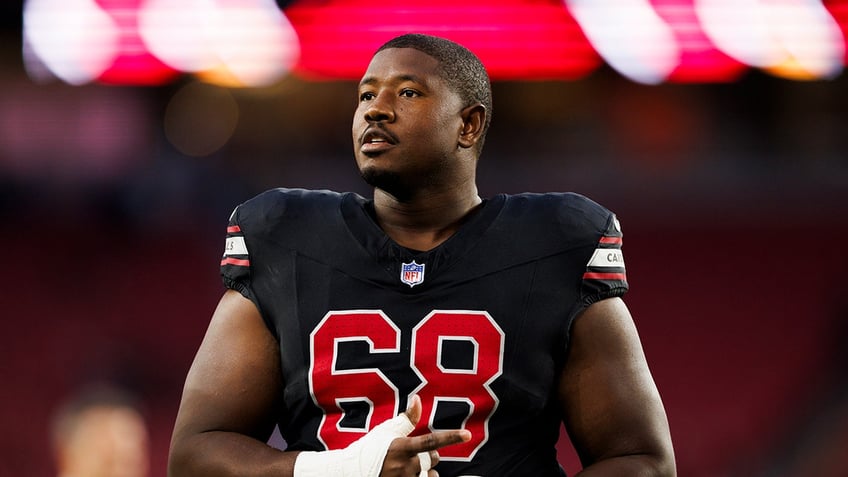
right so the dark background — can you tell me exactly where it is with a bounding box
[2,1,847,476]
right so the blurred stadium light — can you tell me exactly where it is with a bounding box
[566,0,682,84]
[138,0,299,87]
[284,0,602,80]
[696,0,845,80]
[20,0,848,86]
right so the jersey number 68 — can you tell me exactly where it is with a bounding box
[309,310,504,461]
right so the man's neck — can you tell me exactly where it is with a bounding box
[372,185,482,252]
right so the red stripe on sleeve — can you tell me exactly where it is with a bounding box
[583,272,627,281]
[221,257,250,267]
[599,236,622,245]
[227,225,242,233]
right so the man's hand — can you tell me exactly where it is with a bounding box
[380,395,472,477]
[294,395,471,477]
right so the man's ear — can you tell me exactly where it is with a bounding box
[458,103,486,149]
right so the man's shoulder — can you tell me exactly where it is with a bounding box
[232,188,353,237]
[504,190,604,207]
[241,187,349,217]
[244,187,346,211]
[501,192,613,230]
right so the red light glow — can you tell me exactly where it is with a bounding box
[827,0,848,63]
[94,0,180,85]
[285,0,602,81]
[21,0,848,85]
[651,0,747,83]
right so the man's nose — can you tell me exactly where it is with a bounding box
[364,93,395,122]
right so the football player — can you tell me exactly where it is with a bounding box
[169,33,675,477]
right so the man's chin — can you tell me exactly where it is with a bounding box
[360,168,410,200]
[360,166,398,189]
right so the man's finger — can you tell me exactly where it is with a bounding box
[405,394,422,427]
[405,429,472,453]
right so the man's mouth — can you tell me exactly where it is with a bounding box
[360,128,396,153]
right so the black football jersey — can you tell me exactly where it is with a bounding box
[220,189,627,477]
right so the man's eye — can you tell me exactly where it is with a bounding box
[400,89,418,98]
[360,92,375,101]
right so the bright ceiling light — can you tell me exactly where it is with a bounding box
[765,0,844,79]
[138,0,220,72]
[697,0,844,79]
[566,0,681,84]
[201,0,300,87]
[23,0,120,85]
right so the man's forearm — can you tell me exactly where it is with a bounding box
[168,431,298,477]
[576,453,676,477]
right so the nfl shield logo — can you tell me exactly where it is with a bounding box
[400,261,425,288]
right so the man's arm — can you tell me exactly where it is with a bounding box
[559,297,676,476]
[168,289,295,476]
[168,289,470,477]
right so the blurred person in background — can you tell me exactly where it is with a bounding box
[168,33,675,477]
[51,384,149,477]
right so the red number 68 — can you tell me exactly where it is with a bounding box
[309,309,504,461]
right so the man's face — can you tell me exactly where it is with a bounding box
[352,47,466,198]
[61,407,149,477]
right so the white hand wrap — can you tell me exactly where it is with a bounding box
[417,451,431,477]
[293,412,416,477]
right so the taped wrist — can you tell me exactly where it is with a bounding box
[293,412,416,477]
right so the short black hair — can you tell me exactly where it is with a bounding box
[377,34,492,154]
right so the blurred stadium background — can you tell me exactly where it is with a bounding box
[1,1,847,475]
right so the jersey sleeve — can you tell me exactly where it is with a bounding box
[220,205,256,303]
[580,213,628,305]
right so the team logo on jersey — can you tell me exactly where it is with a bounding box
[400,261,425,287]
